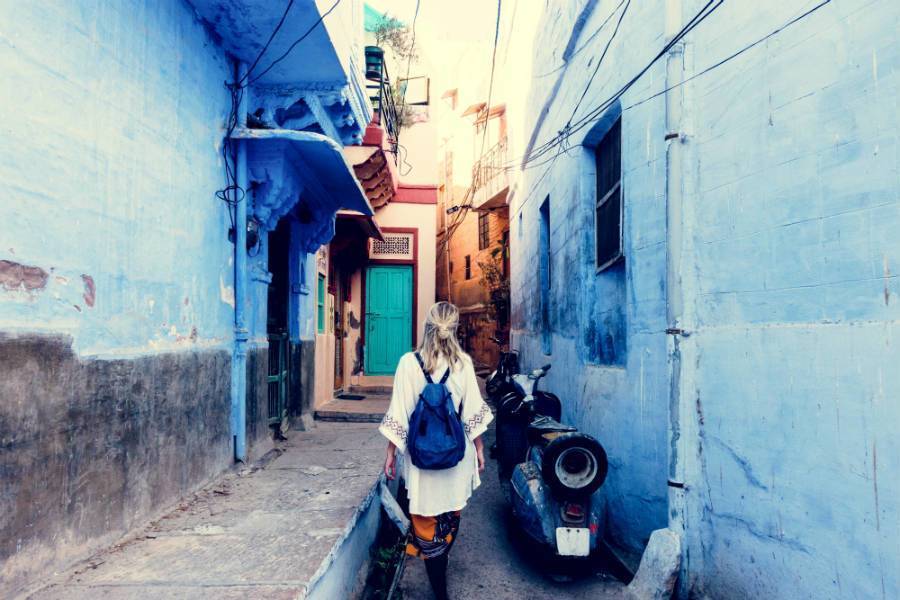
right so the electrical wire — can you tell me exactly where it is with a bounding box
[506,0,724,171]
[532,0,627,79]
[248,0,343,85]
[511,0,836,219]
[397,0,421,126]
[477,0,503,165]
[444,0,503,250]
[623,0,835,112]
[565,0,631,128]
[238,0,296,86]
[216,0,342,228]
[510,0,726,215]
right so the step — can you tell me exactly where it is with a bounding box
[348,385,393,395]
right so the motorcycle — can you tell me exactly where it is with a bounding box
[495,363,609,561]
[484,336,519,401]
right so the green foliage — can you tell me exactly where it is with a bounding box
[371,14,418,62]
[477,237,510,326]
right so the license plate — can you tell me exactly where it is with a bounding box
[556,527,590,556]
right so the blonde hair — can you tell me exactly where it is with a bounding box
[418,301,465,373]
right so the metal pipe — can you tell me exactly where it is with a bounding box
[231,61,249,462]
[664,0,688,592]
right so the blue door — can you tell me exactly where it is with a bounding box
[365,265,413,375]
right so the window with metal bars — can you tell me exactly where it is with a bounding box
[478,212,490,250]
[595,118,623,271]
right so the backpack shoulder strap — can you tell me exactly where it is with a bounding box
[414,352,433,384]
[438,366,463,417]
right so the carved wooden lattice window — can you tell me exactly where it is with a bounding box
[369,233,415,261]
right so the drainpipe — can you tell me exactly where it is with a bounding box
[231,61,249,462]
[664,0,690,594]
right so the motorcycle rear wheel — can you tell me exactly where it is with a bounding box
[541,433,608,499]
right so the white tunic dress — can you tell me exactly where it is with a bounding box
[379,351,494,517]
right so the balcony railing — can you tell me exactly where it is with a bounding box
[472,139,509,208]
[364,46,400,159]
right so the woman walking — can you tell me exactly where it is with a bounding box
[379,301,493,600]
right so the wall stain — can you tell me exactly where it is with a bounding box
[81,274,95,307]
[0,260,48,291]
[348,310,360,330]
[872,440,879,531]
[713,512,810,555]
[708,436,769,491]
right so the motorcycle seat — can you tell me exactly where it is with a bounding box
[527,415,578,437]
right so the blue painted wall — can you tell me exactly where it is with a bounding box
[0,1,238,593]
[0,0,236,357]
[511,0,671,561]
[512,1,900,597]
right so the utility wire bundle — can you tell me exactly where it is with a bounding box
[216,0,343,222]
[509,0,836,216]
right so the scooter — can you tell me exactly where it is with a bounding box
[495,364,609,560]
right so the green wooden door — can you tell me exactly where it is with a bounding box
[365,265,413,375]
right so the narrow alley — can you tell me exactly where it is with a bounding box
[2,0,899,599]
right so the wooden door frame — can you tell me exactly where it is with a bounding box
[333,265,345,391]
[361,227,419,367]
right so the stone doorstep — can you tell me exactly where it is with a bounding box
[348,385,393,395]
[314,394,391,423]
[26,423,386,600]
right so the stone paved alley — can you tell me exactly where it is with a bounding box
[397,426,626,600]
[23,418,627,600]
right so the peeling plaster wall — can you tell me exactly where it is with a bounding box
[0,0,235,357]
[512,1,900,598]
[0,1,236,595]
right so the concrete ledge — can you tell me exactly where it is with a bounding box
[27,423,386,600]
[304,475,383,599]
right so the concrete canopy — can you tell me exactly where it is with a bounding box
[192,0,372,145]
[233,128,374,238]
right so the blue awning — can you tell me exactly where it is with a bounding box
[231,129,374,234]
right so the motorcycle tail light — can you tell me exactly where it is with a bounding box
[561,501,586,524]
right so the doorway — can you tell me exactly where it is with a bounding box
[267,220,291,427]
[333,267,345,391]
[365,265,413,375]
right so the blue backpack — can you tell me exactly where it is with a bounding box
[407,353,467,470]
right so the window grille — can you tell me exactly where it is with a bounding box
[595,118,623,271]
[372,236,410,256]
[478,212,490,250]
[369,233,415,260]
